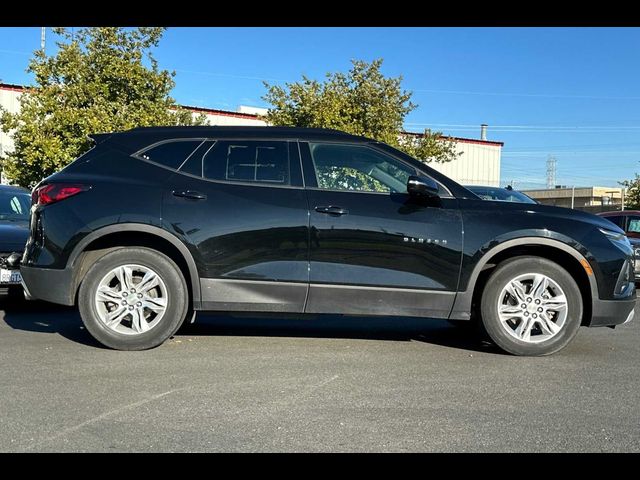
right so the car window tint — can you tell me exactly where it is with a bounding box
[604,215,625,229]
[0,192,30,220]
[178,141,214,177]
[203,140,290,185]
[309,143,415,194]
[627,216,640,233]
[139,140,203,170]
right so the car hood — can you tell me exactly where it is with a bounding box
[0,220,30,252]
[461,199,626,234]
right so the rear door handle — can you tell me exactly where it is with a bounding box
[315,205,349,216]
[172,190,207,200]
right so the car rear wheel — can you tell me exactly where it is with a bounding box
[479,256,583,356]
[78,247,189,350]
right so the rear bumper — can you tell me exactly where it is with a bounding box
[20,265,75,306]
[589,295,636,327]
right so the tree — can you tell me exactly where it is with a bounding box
[262,59,460,165]
[0,27,204,187]
[621,174,640,209]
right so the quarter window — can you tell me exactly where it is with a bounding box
[139,140,203,170]
[308,143,415,194]
[627,216,640,233]
[203,141,290,185]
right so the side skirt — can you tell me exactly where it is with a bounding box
[199,278,455,319]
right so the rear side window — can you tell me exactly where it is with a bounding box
[138,140,203,170]
[605,215,625,229]
[203,140,290,185]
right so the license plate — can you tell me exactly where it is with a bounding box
[0,269,22,284]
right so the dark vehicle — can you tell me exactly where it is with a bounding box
[20,127,636,355]
[0,184,30,296]
[598,210,640,281]
[465,185,537,204]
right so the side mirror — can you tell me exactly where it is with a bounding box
[407,175,439,197]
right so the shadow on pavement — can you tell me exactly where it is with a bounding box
[179,312,503,354]
[0,297,104,348]
[1,297,503,354]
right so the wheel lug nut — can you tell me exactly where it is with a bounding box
[130,288,136,293]
[521,303,526,308]
[538,307,543,312]
[138,293,143,298]
[121,300,127,306]
[524,312,529,316]
[532,313,537,318]
[136,302,142,307]
[128,305,134,311]
[122,292,128,297]
[535,299,541,304]
[527,297,532,303]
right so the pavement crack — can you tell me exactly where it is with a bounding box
[22,388,185,451]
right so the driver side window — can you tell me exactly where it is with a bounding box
[309,143,415,194]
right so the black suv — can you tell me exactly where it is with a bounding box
[20,127,636,355]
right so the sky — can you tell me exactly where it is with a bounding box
[1,27,639,189]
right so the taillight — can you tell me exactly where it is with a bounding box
[32,183,91,206]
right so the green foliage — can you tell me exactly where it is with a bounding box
[0,27,204,187]
[262,59,461,167]
[621,173,640,209]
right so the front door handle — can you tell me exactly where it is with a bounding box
[172,190,207,200]
[315,205,349,216]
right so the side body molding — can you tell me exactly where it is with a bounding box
[449,236,598,320]
[67,223,201,305]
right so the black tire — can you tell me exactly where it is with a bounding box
[78,247,189,350]
[479,256,583,356]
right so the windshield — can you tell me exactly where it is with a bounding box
[0,190,31,221]
[467,186,537,204]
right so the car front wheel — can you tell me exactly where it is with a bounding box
[479,256,583,356]
[78,247,189,350]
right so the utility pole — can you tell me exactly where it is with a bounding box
[546,155,557,189]
[571,185,575,209]
[40,27,46,51]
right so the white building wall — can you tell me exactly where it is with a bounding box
[199,111,266,126]
[427,141,502,187]
[0,86,21,156]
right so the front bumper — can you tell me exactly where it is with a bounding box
[20,264,75,305]
[589,295,636,327]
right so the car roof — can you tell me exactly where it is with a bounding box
[0,184,30,194]
[95,126,376,151]
[598,210,640,216]
[465,185,512,191]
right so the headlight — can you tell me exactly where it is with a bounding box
[599,227,632,253]
[598,227,627,242]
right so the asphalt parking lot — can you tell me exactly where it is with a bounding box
[0,297,638,452]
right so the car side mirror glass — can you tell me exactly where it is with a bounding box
[407,175,439,197]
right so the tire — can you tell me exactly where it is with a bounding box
[479,256,583,356]
[78,247,189,350]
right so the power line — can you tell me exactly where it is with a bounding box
[410,89,640,100]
